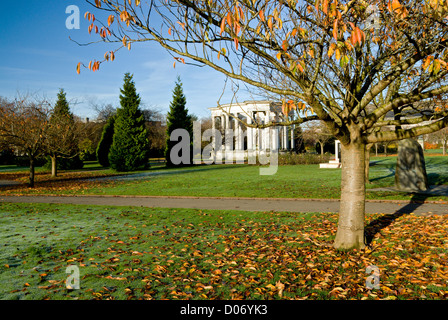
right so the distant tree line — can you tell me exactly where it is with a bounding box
[0,73,200,186]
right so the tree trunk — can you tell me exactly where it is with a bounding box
[320,142,324,156]
[365,144,372,183]
[443,139,446,156]
[334,143,366,250]
[29,157,35,188]
[51,155,58,177]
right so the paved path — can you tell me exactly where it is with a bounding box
[1,194,448,215]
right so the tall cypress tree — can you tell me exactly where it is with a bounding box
[165,77,193,167]
[96,115,115,167]
[108,73,149,171]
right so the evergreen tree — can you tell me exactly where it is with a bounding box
[45,89,82,176]
[165,77,193,167]
[108,73,149,171]
[96,115,115,167]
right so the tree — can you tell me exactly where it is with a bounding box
[45,89,82,177]
[109,73,150,171]
[142,107,167,158]
[428,127,448,155]
[81,0,448,249]
[96,115,116,167]
[165,77,193,167]
[302,121,334,155]
[0,96,50,187]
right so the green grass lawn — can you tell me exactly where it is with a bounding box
[2,155,448,201]
[1,202,447,300]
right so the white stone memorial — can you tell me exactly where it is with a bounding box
[319,140,342,168]
[209,101,296,161]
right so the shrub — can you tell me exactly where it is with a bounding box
[277,152,331,165]
[424,141,438,149]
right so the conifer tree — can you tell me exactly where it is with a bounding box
[165,77,193,167]
[109,73,149,171]
[96,115,115,167]
[45,89,82,177]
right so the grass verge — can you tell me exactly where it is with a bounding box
[1,202,447,300]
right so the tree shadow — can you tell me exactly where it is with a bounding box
[364,192,429,246]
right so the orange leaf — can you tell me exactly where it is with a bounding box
[356,27,364,44]
[322,0,328,14]
[259,10,265,22]
[390,0,402,11]
[268,17,273,30]
[226,12,232,26]
[336,48,342,60]
[220,17,226,35]
[328,43,336,57]
[107,15,114,26]
[333,19,338,40]
[168,27,172,35]
[351,30,358,45]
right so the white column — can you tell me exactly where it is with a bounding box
[290,124,295,150]
[265,112,270,150]
[247,117,253,150]
[225,114,230,152]
[274,127,280,150]
[236,114,242,151]
[335,140,340,162]
[253,114,260,150]
[282,127,286,150]
[211,115,216,144]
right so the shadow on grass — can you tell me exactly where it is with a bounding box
[364,193,429,246]
[0,163,248,191]
[93,163,248,181]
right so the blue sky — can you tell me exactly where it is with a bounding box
[0,0,255,120]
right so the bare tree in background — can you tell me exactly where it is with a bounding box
[0,96,50,187]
